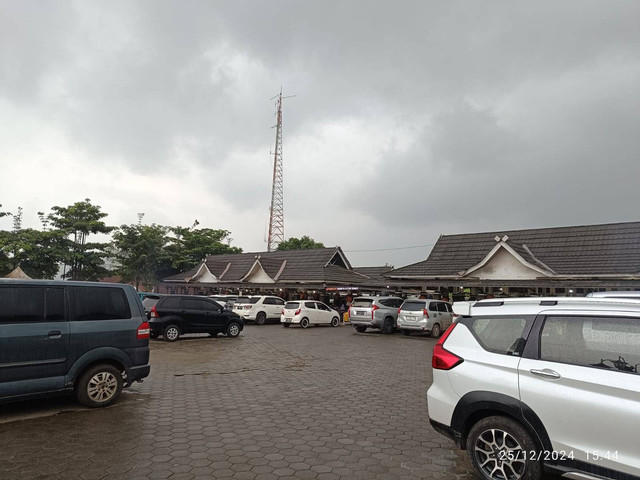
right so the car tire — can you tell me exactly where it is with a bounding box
[282,323,291,328]
[402,330,411,336]
[467,415,542,480]
[430,323,441,338]
[227,322,241,338]
[163,325,180,342]
[300,317,310,329]
[355,326,367,333]
[75,364,123,408]
[330,317,339,327]
[255,312,266,325]
[381,317,395,334]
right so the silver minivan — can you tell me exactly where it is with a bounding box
[397,299,453,337]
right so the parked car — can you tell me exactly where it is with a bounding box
[349,296,404,334]
[280,301,341,328]
[427,297,640,480]
[149,295,243,341]
[397,299,453,337]
[397,298,453,338]
[0,279,150,408]
[232,295,286,324]
[209,295,238,310]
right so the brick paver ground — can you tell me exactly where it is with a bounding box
[0,323,476,479]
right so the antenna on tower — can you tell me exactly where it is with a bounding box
[267,88,295,252]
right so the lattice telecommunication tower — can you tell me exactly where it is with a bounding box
[267,89,294,252]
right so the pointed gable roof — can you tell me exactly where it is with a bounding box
[388,221,640,278]
[4,266,31,279]
[163,247,364,286]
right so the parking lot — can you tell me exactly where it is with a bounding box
[0,324,475,480]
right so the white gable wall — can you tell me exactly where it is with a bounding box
[191,265,217,283]
[244,263,276,284]
[472,248,541,280]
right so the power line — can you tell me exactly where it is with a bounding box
[344,243,435,253]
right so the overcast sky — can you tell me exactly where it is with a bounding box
[1,1,639,268]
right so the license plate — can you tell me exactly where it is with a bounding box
[285,318,292,322]
[356,310,367,315]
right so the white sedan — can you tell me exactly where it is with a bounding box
[281,301,341,328]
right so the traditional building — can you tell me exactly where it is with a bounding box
[160,247,373,296]
[386,221,640,298]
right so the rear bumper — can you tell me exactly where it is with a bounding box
[350,319,381,328]
[126,364,150,386]
[429,418,463,448]
[281,317,300,324]
[398,324,429,331]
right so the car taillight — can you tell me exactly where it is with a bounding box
[150,306,158,318]
[423,308,430,318]
[281,309,284,315]
[137,321,150,339]
[371,304,379,318]
[432,323,463,370]
[398,308,402,314]
[295,308,301,315]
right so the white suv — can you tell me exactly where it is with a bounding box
[232,295,286,324]
[427,297,640,480]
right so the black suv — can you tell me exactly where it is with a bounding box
[149,295,244,341]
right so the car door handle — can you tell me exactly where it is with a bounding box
[48,330,62,338]
[530,368,561,379]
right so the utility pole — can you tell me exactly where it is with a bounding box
[267,89,294,252]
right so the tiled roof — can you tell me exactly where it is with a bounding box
[353,266,394,282]
[163,247,362,285]
[162,266,199,282]
[388,221,640,277]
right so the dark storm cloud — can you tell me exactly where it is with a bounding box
[1,0,639,265]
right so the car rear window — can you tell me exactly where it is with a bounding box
[352,299,373,308]
[73,287,131,321]
[159,296,181,309]
[470,316,529,355]
[284,302,300,309]
[248,297,260,304]
[402,301,426,311]
[236,297,250,304]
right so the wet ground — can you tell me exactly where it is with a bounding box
[0,323,476,479]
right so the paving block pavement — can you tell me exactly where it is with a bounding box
[0,324,476,479]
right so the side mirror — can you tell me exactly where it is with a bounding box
[219,307,224,314]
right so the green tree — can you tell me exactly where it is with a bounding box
[46,199,113,281]
[112,224,169,290]
[0,229,66,279]
[166,227,242,272]
[277,235,325,251]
